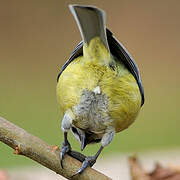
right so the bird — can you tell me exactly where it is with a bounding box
[56,4,144,176]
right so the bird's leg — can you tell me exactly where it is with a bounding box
[73,129,115,176]
[60,110,73,168]
[60,132,71,168]
[61,133,87,167]
[60,110,87,167]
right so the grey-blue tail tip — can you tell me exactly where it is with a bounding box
[68,4,109,50]
[69,4,100,11]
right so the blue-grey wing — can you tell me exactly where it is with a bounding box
[106,29,144,106]
[57,41,83,81]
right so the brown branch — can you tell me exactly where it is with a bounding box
[0,117,111,180]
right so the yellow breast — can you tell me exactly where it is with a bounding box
[56,55,141,133]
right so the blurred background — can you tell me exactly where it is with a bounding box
[0,0,180,179]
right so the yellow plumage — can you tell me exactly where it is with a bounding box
[57,5,144,175]
[57,37,141,133]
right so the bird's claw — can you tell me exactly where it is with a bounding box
[68,150,86,162]
[72,156,96,177]
[60,141,71,168]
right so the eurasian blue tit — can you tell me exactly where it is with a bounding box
[57,4,144,175]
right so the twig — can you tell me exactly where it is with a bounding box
[0,117,111,180]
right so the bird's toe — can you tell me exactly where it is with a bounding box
[60,141,71,168]
[72,156,96,177]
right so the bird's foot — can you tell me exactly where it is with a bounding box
[68,150,86,162]
[60,140,87,169]
[72,156,97,177]
[60,141,71,168]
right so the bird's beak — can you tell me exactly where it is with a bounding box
[80,134,87,151]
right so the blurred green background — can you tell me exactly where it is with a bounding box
[0,0,180,168]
